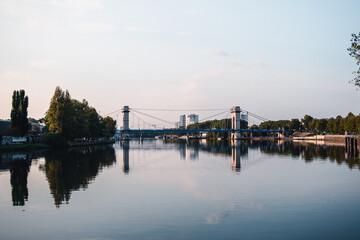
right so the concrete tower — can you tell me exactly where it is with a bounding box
[231,106,241,140]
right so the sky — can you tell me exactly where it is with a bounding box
[1,0,360,127]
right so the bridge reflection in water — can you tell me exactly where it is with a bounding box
[1,140,359,208]
[119,140,248,173]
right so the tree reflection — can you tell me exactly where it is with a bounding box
[259,141,360,170]
[0,153,33,206]
[10,159,31,206]
[42,146,116,207]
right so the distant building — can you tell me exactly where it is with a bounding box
[176,114,186,128]
[29,121,45,133]
[175,114,199,128]
[240,113,248,123]
[186,114,199,127]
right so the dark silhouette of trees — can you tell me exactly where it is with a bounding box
[45,87,116,142]
[101,117,116,138]
[42,146,116,207]
[9,90,29,136]
[9,159,31,206]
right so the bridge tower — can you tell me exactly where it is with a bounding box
[122,106,130,140]
[231,106,241,140]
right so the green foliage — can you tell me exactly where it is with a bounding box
[45,87,73,139]
[301,115,313,130]
[45,87,116,140]
[9,90,29,136]
[100,117,116,138]
[348,32,360,87]
[187,118,247,139]
[259,119,302,131]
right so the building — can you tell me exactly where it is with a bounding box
[175,114,198,128]
[176,114,186,128]
[186,114,199,127]
[240,113,248,123]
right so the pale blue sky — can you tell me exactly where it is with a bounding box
[1,0,360,126]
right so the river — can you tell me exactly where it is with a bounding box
[0,140,359,240]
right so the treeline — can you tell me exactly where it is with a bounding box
[44,87,116,143]
[187,118,248,139]
[9,90,29,137]
[258,113,360,134]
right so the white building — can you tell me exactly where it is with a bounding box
[240,112,248,123]
[177,114,186,128]
[186,114,199,127]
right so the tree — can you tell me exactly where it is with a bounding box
[343,112,356,133]
[316,119,328,132]
[289,118,301,131]
[10,90,29,136]
[100,117,116,138]
[348,32,360,87]
[301,115,313,131]
[45,87,73,139]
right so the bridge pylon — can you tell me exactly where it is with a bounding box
[122,106,130,140]
[231,106,241,140]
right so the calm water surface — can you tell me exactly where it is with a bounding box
[0,140,360,240]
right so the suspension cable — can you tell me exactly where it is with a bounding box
[131,109,175,126]
[199,110,230,122]
[132,112,152,128]
[132,108,228,112]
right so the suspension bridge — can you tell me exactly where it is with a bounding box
[106,106,283,140]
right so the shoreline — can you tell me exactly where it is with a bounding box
[0,140,115,152]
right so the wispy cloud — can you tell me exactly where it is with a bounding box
[74,21,119,33]
[205,48,229,57]
[0,2,17,14]
[176,31,191,35]
[28,60,60,68]
[244,61,266,68]
[184,9,198,15]
[126,26,162,33]
[48,0,103,11]
[26,17,118,33]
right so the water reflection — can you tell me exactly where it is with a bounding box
[0,152,43,206]
[41,146,116,207]
[121,141,129,174]
[0,139,359,209]
[259,141,360,170]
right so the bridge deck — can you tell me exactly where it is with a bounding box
[120,129,282,134]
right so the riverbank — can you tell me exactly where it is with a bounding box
[0,139,115,152]
[0,143,52,151]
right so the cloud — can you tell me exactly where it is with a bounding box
[176,31,191,35]
[28,60,60,68]
[205,48,229,57]
[26,17,118,33]
[126,26,162,33]
[0,2,17,14]
[48,0,103,11]
[244,61,266,68]
[184,9,198,15]
[73,21,119,33]
[226,61,242,66]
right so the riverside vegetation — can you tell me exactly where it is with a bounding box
[1,87,116,148]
